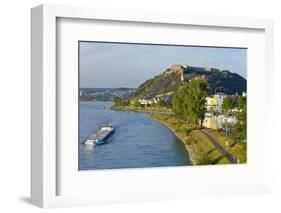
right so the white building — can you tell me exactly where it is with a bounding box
[138,96,159,106]
[139,99,153,105]
[213,93,227,107]
[217,114,238,129]
[205,93,227,111]
[202,113,238,130]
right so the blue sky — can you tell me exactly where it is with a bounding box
[80,42,247,88]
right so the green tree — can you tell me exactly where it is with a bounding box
[234,96,247,141]
[133,100,140,107]
[238,96,246,110]
[113,97,124,107]
[233,122,246,141]
[222,96,236,111]
[172,86,186,118]
[172,80,208,126]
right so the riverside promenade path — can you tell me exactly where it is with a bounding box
[200,129,236,164]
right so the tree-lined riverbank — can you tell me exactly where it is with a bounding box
[111,105,240,165]
[111,77,246,166]
[109,72,247,166]
[149,113,246,165]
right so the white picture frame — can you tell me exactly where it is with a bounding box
[31,4,274,208]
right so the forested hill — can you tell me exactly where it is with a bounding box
[130,64,246,99]
[80,88,136,101]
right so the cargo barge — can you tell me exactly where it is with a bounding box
[84,125,114,145]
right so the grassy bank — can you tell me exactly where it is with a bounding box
[111,105,246,165]
[203,129,247,163]
[111,105,174,114]
[150,113,227,165]
[150,113,247,165]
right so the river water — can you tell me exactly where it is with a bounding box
[79,101,190,170]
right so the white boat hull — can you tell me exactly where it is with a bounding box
[84,125,114,145]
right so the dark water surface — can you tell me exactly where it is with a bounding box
[79,102,190,170]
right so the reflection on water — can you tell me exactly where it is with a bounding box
[84,144,94,151]
[79,101,190,170]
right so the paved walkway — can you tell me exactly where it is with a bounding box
[200,129,236,164]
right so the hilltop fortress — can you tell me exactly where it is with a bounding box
[129,63,246,102]
[164,64,221,82]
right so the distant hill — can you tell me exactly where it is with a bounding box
[130,64,246,99]
[80,88,136,101]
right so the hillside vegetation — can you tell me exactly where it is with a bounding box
[129,64,246,100]
[130,69,183,99]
